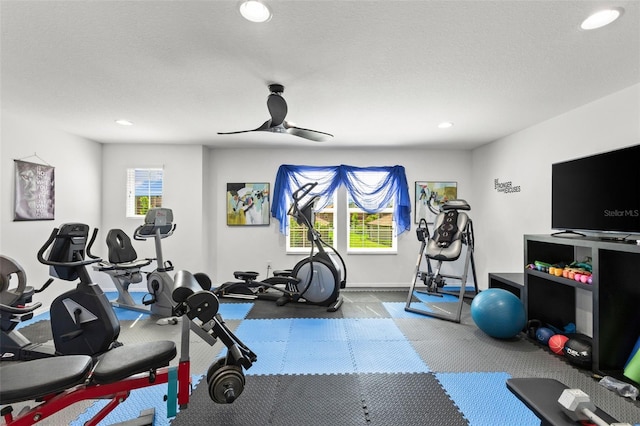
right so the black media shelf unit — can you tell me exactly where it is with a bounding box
[488,272,524,300]
[524,234,640,384]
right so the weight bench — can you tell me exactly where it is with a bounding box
[0,270,257,426]
[405,199,479,322]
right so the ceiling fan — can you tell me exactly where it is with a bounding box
[218,84,333,142]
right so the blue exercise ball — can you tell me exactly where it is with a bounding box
[471,289,526,339]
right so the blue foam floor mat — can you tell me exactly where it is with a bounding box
[221,318,430,375]
[436,372,540,425]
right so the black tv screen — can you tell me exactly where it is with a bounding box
[552,145,640,235]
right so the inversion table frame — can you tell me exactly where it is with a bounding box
[404,200,478,323]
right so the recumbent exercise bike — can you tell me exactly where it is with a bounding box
[214,182,346,312]
[0,223,256,425]
[1,224,121,360]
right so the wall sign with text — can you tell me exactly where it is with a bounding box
[494,178,521,194]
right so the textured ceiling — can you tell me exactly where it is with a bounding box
[1,1,638,149]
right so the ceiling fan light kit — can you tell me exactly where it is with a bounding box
[218,84,333,142]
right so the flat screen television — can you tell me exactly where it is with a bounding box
[552,144,640,236]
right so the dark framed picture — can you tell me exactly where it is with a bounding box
[14,160,55,221]
[415,181,457,224]
[227,182,270,226]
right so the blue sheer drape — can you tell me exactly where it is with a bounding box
[271,164,411,236]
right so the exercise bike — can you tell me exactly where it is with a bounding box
[0,261,256,426]
[214,182,346,312]
[94,208,178,317]
[1,224,122,361]
[0,256,55,360]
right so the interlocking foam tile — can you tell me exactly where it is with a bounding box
[343,318,407,341]
[382,301,435,318]
[104,291,145,304]
[71,375,203,426]
[289,318,348,341]
[283,340,354,375]
[217,341,288,376]
[351,340,430,373]
[233,318,293,342]
[217,302,253,320]
[15,311,50,328]
[113,308,151,321]
[412,290,461,303]
[436,372,540,426]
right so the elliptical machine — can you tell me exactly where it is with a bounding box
[94,208,177,317]
[214,182,346,312]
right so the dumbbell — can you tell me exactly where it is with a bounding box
[557,388,631,426]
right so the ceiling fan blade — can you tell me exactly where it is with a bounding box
[219,84,333,141]
[284,122,333,142]
[218,120,271,135]
[267,94,287,126]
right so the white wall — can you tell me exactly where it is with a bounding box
[471,83,639,335]
[3,84,637,310]
[471,83,640,281]
[98,144,208,289]
[1,113,103,311]
[207,148,473,287]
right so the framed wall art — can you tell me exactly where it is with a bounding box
[14,159,55,221]
[227,182,270,226]
[415,181,457,224]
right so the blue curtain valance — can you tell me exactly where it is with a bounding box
[271,164,411,236]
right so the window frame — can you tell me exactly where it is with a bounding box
[126,168,164,218]
[286,192,337,254]
[346,195,397,254]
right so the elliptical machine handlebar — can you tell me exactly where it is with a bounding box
[291,182,317,202]
[288,182,320,230]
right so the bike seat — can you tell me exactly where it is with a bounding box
[233,271,259,282]
[272,269,293,277]
[0,355,93,405]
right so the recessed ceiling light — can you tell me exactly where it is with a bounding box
[239,1,272,23]
[115,119,133,126]
[438,121,454,129]
[581,8,623,30]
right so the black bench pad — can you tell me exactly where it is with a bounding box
[506,378,618,425]
[92,340,176,384]
[0,355,92,405]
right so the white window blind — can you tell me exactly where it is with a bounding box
[126,168,163,217]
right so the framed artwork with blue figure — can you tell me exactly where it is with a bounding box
[415,181,457,224]
[227,182,270,226]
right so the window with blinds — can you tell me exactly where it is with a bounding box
[286,193,337,253]
[126,168,163,217]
